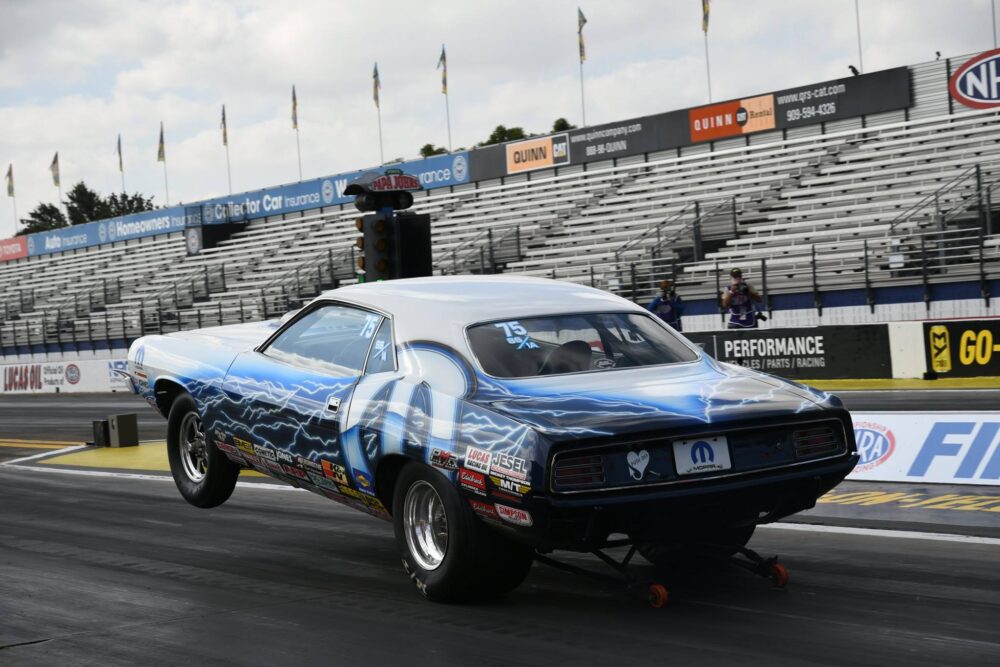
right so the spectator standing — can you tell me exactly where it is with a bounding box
[647,279,684,330]
[721,267,764,329]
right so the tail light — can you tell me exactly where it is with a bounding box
[793,425,842,459]
[552,454,605,490]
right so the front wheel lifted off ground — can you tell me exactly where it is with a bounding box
[166,393,239,508]
[392,461,534,603]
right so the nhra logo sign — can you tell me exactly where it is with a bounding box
[853,421,895,473]
[949,49,1000,109]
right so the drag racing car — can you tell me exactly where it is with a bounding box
[126,276,858,602]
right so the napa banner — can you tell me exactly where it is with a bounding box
[12,151,470,260]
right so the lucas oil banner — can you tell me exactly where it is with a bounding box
[849,412,1000,486]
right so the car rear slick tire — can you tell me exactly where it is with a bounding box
[166,393,239,509]
[393,461,533,603]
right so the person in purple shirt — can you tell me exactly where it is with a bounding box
[647,279,684,331]
[721,267,764,329]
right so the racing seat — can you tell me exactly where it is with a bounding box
[539,340,592,375]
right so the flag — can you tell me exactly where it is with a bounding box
[157,122,165,162]
[5,164,12,197]
[373,63,381,108]
[702,0,710,33]
[437,45,448,94]
[221,104,228,146]
[117,134,123,172]
[578,7,587,63]
[291,85,298,129]
[50,152,60,188]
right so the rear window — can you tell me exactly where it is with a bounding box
[466,312,699,378]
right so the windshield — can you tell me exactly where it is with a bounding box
[466,312,699,378]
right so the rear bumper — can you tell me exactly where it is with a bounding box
[507,453,858,552]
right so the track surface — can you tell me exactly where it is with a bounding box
[1,468,998,666]
[1,391,999,665]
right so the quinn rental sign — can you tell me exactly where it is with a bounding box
[949,48,1000,109]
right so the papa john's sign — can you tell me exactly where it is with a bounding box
[949,49,1000,109]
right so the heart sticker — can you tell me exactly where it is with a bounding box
[627,449,650,480]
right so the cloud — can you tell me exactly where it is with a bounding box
[0,0,991,238]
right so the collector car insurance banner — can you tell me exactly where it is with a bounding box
[848,412,1000,486]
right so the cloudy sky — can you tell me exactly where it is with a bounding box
[0,0,992,238]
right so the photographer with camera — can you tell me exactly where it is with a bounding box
[647,279,684,331]
[721,267,766,329]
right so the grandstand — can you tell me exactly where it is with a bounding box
[1,53,998,359]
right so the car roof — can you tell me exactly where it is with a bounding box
[317,275,646,347]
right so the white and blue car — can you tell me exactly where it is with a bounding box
[127,276,858,601]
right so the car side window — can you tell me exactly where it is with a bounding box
[364,319,395,374]
[264,304,382,375]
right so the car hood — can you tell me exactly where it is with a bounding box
[472,359,830,442]
[165,319,280,351]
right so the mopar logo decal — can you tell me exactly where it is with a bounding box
[691,441,715,464]
[134,345,145,367]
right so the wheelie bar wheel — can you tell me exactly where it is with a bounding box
[647,583,669,609]
[768,563,789,588]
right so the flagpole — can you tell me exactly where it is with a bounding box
[163,161,170,206]
[855,0,864,73]
[225,144,232,195]
[295,127,303,181]
[121,169,126,195]
[377,105,384,165]
[10,195,17,231]
[703,32,713,103]
[444,92,453,153]
[579,59,587,127]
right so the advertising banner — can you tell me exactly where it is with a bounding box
[685,325,892,379]
[25,208,190,257]
[924,319,1000,377]
[848,412,1000,486]
[567,111,688,164]
[505,135,570,174]
[1,358,130,393]
[949,48,1000,110]
[0,236,27,261]
[773,66,911,130]
[689,94,776,143]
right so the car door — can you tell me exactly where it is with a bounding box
[217,302,382,486]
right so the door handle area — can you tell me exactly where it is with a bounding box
[327,396,341,413]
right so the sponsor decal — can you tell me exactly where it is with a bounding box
[253,444,277,461]
[430,447,459,470]
[337,484,365,499]
[853,422,896,473]
[949,48,1000,109]
[322,489,346,502]
[495,504,533,527]
[464,446,492,475]
[459,468,486,495]
[689,94,775,143]
[274,449,295,465]
[489,489,522,504]
[213,428,227,444]
[322,460,349,485]
[0,237,28,262]
[282,464,309,480]
[468,499,500,522]
[626,449,650,480]
[134,345,146,367]
[263,458,284,475]
[491,452,530,482]
[489,475,530,496]
[368,171,422,192]
[216,441,240,455]
[233,437,255,456]
[308,472,341,492]
[3,364,42,392]
[297,456,323,473]
[353,469,375,495]
[505,134,569,174]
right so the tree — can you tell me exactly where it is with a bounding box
[106,192,155,217]
[419,143,448,158]
[65,181,112,226]
[479,125,529,146]
[552,118,577,132]
[17,203,67,235]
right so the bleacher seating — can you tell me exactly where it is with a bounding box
[2,57,1000,356]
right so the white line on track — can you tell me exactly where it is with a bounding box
[2,462,301,491]
[763,522,1000,546]
[1,445,86,465]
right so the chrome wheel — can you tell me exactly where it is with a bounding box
[403,480,449,571]
[178,411,209,483]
